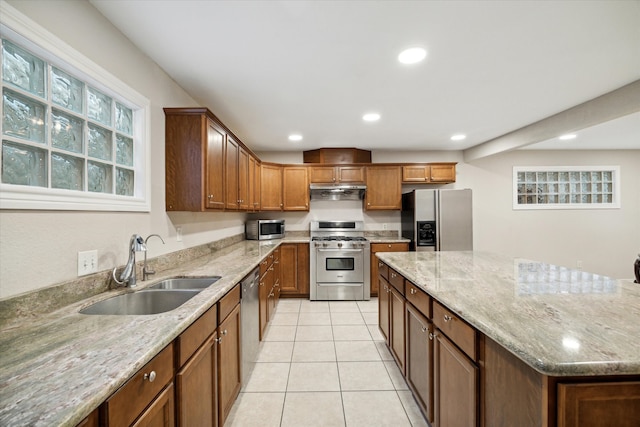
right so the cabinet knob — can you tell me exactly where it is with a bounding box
[421,326,427,333]
[410,288,416,294]
[216,337,223,344]
[429,332,434,341]
[378,262,383,267]
[391,273,396,278]
[143,371,156,382]
[222,329,228,336]
[444,315,452,322]
[388,244,391,248]
[208,194,214,199]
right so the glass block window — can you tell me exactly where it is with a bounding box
[0,8,149,211]
[513,166,620,210]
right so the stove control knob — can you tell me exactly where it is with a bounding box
[314,242,321,248]
[323,242,328,248]
[338,242,343,248]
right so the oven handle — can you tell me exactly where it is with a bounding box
[317,248,363,253]
[317,282,364,287]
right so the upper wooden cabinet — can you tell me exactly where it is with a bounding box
[165,109,226,211]
[260,163,283,211]
[402,163,456,184]
[248,156,260,212]
[365,166,402,210]
[283,166,309,211]
[225,136,239,211]
[308,165,365,184]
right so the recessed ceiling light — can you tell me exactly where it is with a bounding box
[559,134,577,141]
[450,134,466,141]
[288,134,303,142]
[398,47,427,65]
[362,113,381,122]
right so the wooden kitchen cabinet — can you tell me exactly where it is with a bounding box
[283,166,309,211]
[165,109,226,211]
[132,383,175,427]
[76,409,99,427]
[279,243,310,297]
[378,264,391,343]
[101,344,175,427]
[225,136,239,210]
[406,302,434,424]
[175,305,218,427]
[402,163,456,184]
[260,163,283,210]
[237,146,250,210]
[371,243,408,296]
[248,155,260,212]
[217,289,241,427]
[389,274,406,375]
[308,165,365,184]
[365,166,402,210]
[434,332,478,427]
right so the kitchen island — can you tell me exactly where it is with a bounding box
[376,250,640,427]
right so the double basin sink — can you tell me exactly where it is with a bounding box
[80,277,221,315]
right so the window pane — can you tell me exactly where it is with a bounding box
[116,134,133,166]
[88,160,112,193]
[51,152,83,190]
[2,88,46,143]
[1,140,47,187]
[52,67,83,113]
[115,102,132,135]
[87,86,111,125]
[116,167,134,196]
[1,39,45,98]
[88,123,112,161]
[52,109,83,153]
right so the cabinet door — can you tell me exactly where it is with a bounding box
[370,244,409,296]
[365,166,402,210]
[434,332,478,427]
[406,304,434,424]
[280,243,310,297]
[218,304,241,427]
[176,335,218,427]
[238,147,249,210]
[389,285,406,374]
[283,166,309,211]
[296,243,310,296]
[132,383,175,427]
[225,136,239,210]
[309,166,336,183]
[248,156,260,212]
[205,120,225,210]
[430,163,456,183]
[402,165,429,183]
[259,267,269,340]
[337,166,364,183]
[260,164,283,210]
[378,276,391,343]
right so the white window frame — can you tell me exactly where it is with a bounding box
[0,3,150,212]
[512,166,621,210]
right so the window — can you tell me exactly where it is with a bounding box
[0,5,150,211]
[513,166,620,210]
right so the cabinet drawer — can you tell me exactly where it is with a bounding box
[103,343,174,427]
[406,282,431,318]
[219,284,240,323]
[433,301,476,360]
[372,242,409,252]
[176,304,217,367]
[388,268,405,295]
[378,261,389,280]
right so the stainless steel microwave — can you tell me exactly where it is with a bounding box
[246,219,285,240]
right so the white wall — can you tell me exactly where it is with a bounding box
[0,1,247,299]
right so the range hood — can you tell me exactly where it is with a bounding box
[309,184,366,201]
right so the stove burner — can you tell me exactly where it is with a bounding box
[311,236,367,242]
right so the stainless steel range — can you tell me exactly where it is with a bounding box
[310,220,370,301]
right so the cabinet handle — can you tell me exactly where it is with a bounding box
[410,288,416,294]
[143,371,156,383]
[391,273,396,278]
[388,244,391,248]
[269,266,274,271]
[429,332,434,341]
[378,262,383,267]
[444,315,452,322]
[268,292,274,297]
[208,194,214,199]
[421,326,427,333]
[274,260,279,264]
[216,337,223,344]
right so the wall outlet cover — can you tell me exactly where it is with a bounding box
[78,250,98,276]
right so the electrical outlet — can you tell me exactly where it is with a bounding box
[176,226,183,242]
[382,223,388,230]
[78,250,98,276]
[577,260,583,270]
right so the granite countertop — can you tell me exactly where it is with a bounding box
[367,237,411,244]
[376,250,640,377]
[0,239,285,427]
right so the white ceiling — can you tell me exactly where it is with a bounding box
[90,0,640,153]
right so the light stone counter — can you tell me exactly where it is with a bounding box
[0,239,286,427]
[376,250,640,377]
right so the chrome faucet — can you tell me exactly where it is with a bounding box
[112,234,147,288]
[143,234,166,281]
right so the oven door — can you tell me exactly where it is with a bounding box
[315,248,364,283]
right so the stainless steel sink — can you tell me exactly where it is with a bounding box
[147,276,221,291]
[80,290,200,315]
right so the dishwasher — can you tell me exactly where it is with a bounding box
[240,267,260,388]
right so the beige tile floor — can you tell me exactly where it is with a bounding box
[224,298,430,427]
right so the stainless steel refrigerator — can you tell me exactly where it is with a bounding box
[401,189,473,251]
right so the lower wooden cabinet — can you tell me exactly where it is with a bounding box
[217,298,241,426]
[279,243,310,297]
[76,408,99,427]
[389,284,406,375]
[406,303,434,424]
[132,383,175,427]
[434,332,478,427]
[378,275,391,343]
[370,243,408,296]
